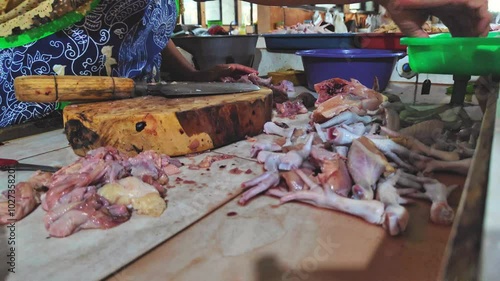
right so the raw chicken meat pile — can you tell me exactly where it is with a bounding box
[238,77,474,236]
[0,147,182,237]
[1,77,478,239]
[222,73,315,117]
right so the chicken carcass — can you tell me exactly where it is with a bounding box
[44,192,130,237]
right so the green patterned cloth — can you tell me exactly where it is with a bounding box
[0,0,100,49]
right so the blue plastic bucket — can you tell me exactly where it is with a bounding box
[296,49,405,91]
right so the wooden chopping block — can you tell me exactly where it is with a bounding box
[62,89,273,157]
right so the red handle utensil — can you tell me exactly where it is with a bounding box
[0,158,60,173]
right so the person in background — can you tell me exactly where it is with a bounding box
[247,0,491,37]
[0,0,256,128]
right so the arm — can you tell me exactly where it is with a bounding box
[161,40,198,81]
[161,40,257,82]
[248,0,490,37]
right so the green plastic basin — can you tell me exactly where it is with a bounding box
[400,32,500,76]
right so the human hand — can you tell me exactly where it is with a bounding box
[193,64,258,82]
[378,0,491,37]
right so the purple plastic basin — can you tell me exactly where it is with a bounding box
[296,49,405,91]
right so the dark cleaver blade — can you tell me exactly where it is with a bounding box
[140,82,261,97]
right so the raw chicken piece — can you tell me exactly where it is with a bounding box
[128,150,178,196]
[314,78,383,105]
[314,123,328,142]
[98,177,166,217]
[278,134,314,170]
[313,78,384,122]
[279,169,385,225]
[380,126,460,161]
[191,154,234,170]
[276,100,308,118]
[43,147,177,211]
[256,134,314,171]
[224,73,289,105]
[257,151,284,172]
[294,92,317,108]
[0,171,53,224]
[347,137,395,200]
[399,120,445,146]
[454,142,475,158]
[319,111,372,129]
[415,158,472,176]
[309,145,351,197]
[405,177,457,225]
[312,95,367,123]
[309,145,337,163]
[240,135,315,204]
[57,186,89,205]
[326,126,363,145]
[317,154,352,197]
[247,73,272,87]
[250,139,282,158]
[5,146,180,237]
[335,146,349,158]
[341,122,366,136]
[376,172,410,236]
[43,158,110,211]
[347,79,384,104]
[44,192,130,237]
[42,146,133,211]
[367,137,428,172]
[314,78,350,105]
[395,170,423,189]
[281,169,312,191]
[382,107,400,132]
[239,172,281,205]
[263,122,295,139]
[367,123,380,135]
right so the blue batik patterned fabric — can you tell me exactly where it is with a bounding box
[0,0,177,128]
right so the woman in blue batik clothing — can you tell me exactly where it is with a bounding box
[0,0,256,128]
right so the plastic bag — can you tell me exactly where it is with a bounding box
[333,11,348,33]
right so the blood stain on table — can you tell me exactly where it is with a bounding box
[226,211,238,217]
[229,168,243,174]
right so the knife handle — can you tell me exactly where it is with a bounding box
[0,158,18,167]
[14,75,136,102]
